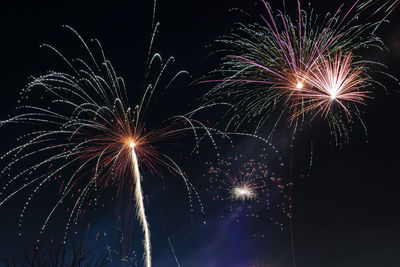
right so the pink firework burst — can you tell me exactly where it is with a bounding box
[293,51,371,119]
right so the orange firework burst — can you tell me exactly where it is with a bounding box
[0,25,220,267]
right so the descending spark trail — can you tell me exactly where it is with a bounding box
[358,0,400,32]
[130,141,151,267]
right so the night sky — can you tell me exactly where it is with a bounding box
[1,0,400,266]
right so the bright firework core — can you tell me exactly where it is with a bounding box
[236,187,251,196]
[329,86,338,100]
[296,82,303,89]
[130,141,136,148]
[231,185,257,201]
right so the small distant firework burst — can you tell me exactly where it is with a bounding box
[202,0,395,143]
[230,183,257,201]
[204,148,289,231]
[0,25,219,267]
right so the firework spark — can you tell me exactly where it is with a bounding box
[0,25,219,266]
[357,0,400,31]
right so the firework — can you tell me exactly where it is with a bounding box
[0,25,218,267]
[204,148,289,231]
[292,51,371,119]
[202,0,392,142]
[230,183,257,201]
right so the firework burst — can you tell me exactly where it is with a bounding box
[292,51,371,119]
[204,148,289,231]
[230,183,257,201]
[0,25,220,267]
[202,0,393,143]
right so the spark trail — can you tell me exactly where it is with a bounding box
[130,141,151,267]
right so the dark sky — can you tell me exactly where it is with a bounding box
[0,0,400,266]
